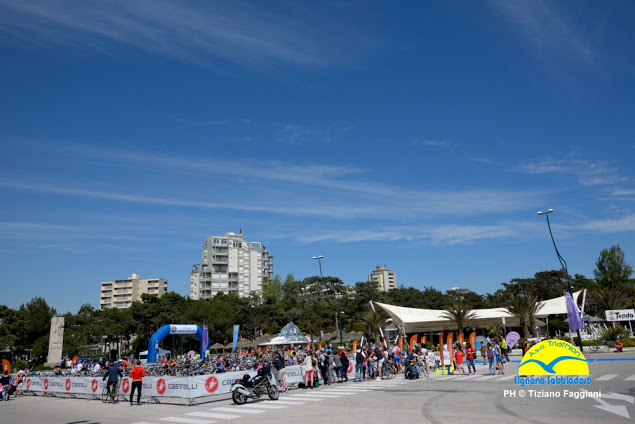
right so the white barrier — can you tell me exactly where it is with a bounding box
[24,360,358,400]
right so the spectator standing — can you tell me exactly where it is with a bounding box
[16,367,26,396]
[354,348,365,382]
[454,347,465,375]
[465,343,476,375]
[333,349,343,382]
[129,360,145,405]
[372,345,383,380]
[1,370,12,401]
[273,353,287,393]
[340,349,349,382]
[303,350,315,389]
[318,348,329,385]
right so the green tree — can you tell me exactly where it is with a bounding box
[439,302,477,335]
[505,295,543,338]
[594,245,633,290]
[587,286,634,317]
[362,309,386,344]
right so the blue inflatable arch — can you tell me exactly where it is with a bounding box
[147,324,208,363]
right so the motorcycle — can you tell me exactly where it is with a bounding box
[230,371,279,405]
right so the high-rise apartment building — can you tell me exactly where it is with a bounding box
[100,273,168,309]
[189,230,273,299]
[368,265,397,291]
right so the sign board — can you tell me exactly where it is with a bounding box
[581,317,590,322]
[502,317,506,325]
[169,325,199,335]
[605,309,635,322]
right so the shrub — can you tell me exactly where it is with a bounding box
[621,338,635,348]
[557,336,572,343]
[600,326,630,342]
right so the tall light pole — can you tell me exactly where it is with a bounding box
[537,208,583,352]
[313,255,343,346]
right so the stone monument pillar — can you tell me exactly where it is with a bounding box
[45,316,64,367]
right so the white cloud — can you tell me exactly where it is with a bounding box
[492,0,595,64]
[413,139,449,147]
[576,214,635,233]
[516,157,628,187]
[0,0,375,69]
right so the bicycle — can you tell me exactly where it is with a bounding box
[589,339,610,352]
[101,379,121,404]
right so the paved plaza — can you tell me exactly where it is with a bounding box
[3,352,634,424]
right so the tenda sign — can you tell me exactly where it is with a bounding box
[606,309,635,322]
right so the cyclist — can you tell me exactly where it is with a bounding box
[103,361,123,397]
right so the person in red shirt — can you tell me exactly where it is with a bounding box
[465,343,476,375]
[129,360,146,405]
[454,347,465,375]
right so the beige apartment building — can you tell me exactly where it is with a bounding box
[190,230,273,299]
[100,273,168,309]
[368,265,397,291]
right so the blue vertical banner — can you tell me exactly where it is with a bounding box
[232,325,240,352]
[202,324,209,353]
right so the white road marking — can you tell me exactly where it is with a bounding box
[185,412,241,419]
[472,375,498,381]
[625,374,635,381]
[271,400,307,405]
[213,407,264,414]
[241,403,288,409]
[596,374,619,381]
[159,417,215,424]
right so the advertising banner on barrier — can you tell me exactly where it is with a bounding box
[24,362,359,399]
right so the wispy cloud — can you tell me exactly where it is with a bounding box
[492,0,595,64]
[1,141,543,219]
[413,139,450,147]
[576,214,635,233]
[516,157,628,187]
[294,223,521,245]
[0,0,375,69]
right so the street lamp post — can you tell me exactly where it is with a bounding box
[313,255,344,346]
[537,209,583,352]
[299,286,314,347]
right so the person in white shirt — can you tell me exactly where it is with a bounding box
[92,361,101,375]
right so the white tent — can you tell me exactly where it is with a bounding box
[374,291,583,332]
[260,322,311,346]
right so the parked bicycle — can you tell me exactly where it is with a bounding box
[589,339,610,352]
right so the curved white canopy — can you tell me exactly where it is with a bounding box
[374,290,583,332]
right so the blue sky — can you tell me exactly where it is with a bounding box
[1,0,634,314]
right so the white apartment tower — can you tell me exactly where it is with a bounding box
[100,273,168,309]
[369,265,397,291]
[189,230,273,299]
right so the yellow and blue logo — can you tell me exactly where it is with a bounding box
[516,340,595,375]
[171,326,177,333]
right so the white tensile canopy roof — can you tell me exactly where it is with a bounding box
[374,290,583,332]
[260,322,311,346]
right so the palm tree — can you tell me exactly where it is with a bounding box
[587,286,634,316]
[362,309,385,344]
[505,295,543,338]
[439,302,477,335]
